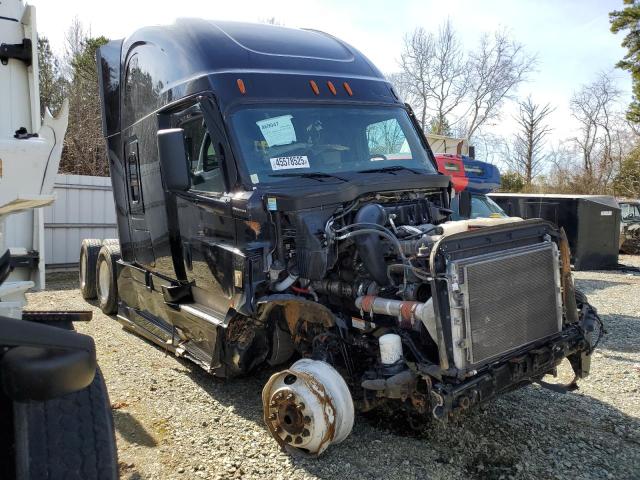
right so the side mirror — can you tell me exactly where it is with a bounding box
[458,190,472,219]
[157,128,190,192]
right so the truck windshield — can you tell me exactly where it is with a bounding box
[229,105,436,184]
[451,194,507,220]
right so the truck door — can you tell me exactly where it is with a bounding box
[124,137,155,267]
[168,101,237,318]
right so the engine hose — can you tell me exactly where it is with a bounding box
[355,295,435,331]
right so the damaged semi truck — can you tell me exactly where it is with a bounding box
[86,19,602,456]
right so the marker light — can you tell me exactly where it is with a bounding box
[309,80,320,95]
[327,81,337,95]
[343,82,353,96]
[236,78,246,94]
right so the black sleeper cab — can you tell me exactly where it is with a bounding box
[83,19,601,456]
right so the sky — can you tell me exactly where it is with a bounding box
[27,0,633,147]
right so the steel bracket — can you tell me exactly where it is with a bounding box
[0,38,32,66]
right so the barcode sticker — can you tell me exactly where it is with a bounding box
[270,156,310,170]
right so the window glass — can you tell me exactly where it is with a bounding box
[622,204,630,218]
[464,164,484,176]
[229,105,435,184]
[470,196,497,218]
[179,115,225,193]
[366,119,410,159]
[450,194,506,220]
[622,203,640,220]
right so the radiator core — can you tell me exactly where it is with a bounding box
[448,242,563,369]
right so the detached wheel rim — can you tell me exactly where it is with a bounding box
[98,258,110,305]
[262,359,354,456]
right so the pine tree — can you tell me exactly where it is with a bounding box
[610,0,640,123]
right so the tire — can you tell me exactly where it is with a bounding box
[13,367,118,480]
[96,244,120,315]
[79,239,102,300]
[575,288,587,309]
[101,239,119,247]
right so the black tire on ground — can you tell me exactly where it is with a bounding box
[79,239,102,300]
[96,244,121,315]
[101,239,119,247]
[13,367,118,480]
[575,288,587,309]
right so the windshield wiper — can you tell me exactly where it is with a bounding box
[357,165,423,175]
[267,172,348,182]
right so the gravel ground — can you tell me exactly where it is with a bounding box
[27,256,640,480]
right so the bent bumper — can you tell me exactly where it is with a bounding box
[431,324,591,419]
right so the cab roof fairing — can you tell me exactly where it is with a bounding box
[97,19,402,137]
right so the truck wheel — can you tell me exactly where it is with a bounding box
[262,358,354,456]
[13,367,118,480]
[96,244,120,315]
[79,239,102,300]
[101,239,119,247]
[575,289,587,309]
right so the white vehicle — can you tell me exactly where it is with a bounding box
[0,3,117,478]
[0,0,68,317]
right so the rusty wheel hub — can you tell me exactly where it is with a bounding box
[262,359,354,456]
[267,390,310,445]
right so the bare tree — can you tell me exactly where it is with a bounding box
[397,23,534,140]
[569,72,623,190]
[398,21,468,134]
[38,37,67,117]
[63,17,87,78]
[464,30,536,140]
[544,141,590,193]
[509,96,554,185]
[386,72,416,106]
[59,19,110,176]
[398,27,434,130]
[427,20,468,134]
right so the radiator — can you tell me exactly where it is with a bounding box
[448,242,563,369]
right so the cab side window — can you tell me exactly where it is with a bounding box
[179,115,226,194]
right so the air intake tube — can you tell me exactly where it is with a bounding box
[354,203,390,286]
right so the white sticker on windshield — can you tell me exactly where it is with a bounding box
[256,115,296,147]
[270,156,310,170]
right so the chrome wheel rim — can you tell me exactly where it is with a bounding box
[80,252,86,289]
[98,258,110,304]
